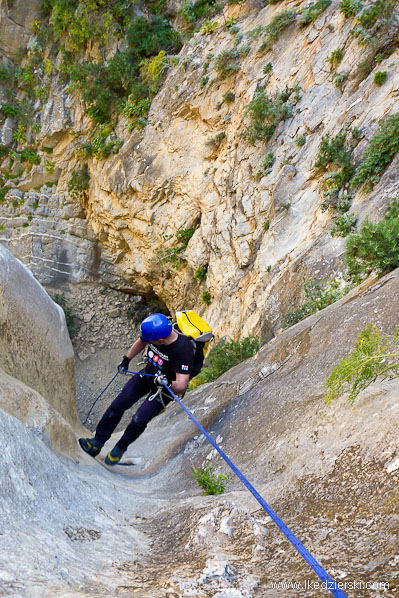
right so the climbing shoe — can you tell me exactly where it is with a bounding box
[104,446,124,466]
[78,437,102,457]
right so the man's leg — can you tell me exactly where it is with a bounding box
[114,393,172,453]
[94,374,151,446]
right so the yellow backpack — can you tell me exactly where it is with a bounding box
[175,310,214,378]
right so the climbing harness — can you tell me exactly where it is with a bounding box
[159,379,349,598]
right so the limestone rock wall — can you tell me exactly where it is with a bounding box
[1,0,399,342]
[0,244,82,455]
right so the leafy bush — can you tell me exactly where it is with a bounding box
[344,200,399,283]
[202,290,211,305]
[315,132,353,209]
[194,265,208,280]
[259,10,296,52]
[44,0,132,52]
[51,292,78,337]
[140,50,170,96]
[241,86,293,145]
[190,336,261,388]
[324,324,399,404]
[127,15,182,58]
[215,49,240,79]
[327,48,344,69]
[296,135,306,147]
[157,228,196,268]
[192,465,227,495]
[20,148,41,164]
[334,72,349,88]
[282,279,346,328]
[351,114,399,192]
[178,0,222,28]
[67,165,90,200]
[330,213,357,237]
[340,0,363,17]
[223,91,235,104]
[298,0,331,25]
[1,103,19,118]
[358,0,394,29]
[201,20,218,34]
[374,71,387,86]
[0,65,15,86]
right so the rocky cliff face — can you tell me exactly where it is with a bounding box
[0,243,82,456]
[1,221,398,597]
[0,0,398,341]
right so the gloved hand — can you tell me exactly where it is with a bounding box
[154,373,168,388]
[118,355,130,374]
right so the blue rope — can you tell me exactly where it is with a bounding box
[161,380,348,598]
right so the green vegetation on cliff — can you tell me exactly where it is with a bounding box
[324,324,399,403]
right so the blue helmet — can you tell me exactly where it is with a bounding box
[140,313,173,342]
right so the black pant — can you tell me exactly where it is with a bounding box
[94,374,172,452]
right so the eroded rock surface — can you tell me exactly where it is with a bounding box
[1,249,398,597]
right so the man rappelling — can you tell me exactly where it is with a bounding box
[79,313,194,465]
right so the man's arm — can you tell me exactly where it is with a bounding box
[171,372,190,395]
[126,338,147,361]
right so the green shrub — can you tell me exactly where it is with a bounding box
[0,65,15,86]
[192,465,227,495]
[330,213,357,237]
[315,131,353,179]
[327,48,344,69]
[215,49,240,79]
[157,228,195,268]
[51,292,78,337]
[241,86,293,144]
[201,20,218,34]
[259,10,296,52]
[344,200,399,283]
[282,279,346,328]
[298,0,331,25]
[374,71,387,86]
[127,15,182,58]
[20,148,41,165]
[263,62,273,74]
[296,135,306,147]
[67,164,90,200]
[223,91,235,104]
[358,0,394,29]
[0,103,19,118]
[194,265,208,280]
[351,114,399,192]
[324,324,399,404]
[178,0,222,27]
[139,50,170,96]
[0,187,9,202]
[202,290,211,305]
[256,152,275,179]
[190,336,260,388]
[340,0,362,17]
[334,72,349,88]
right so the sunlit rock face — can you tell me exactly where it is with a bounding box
[1,1,398,342]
